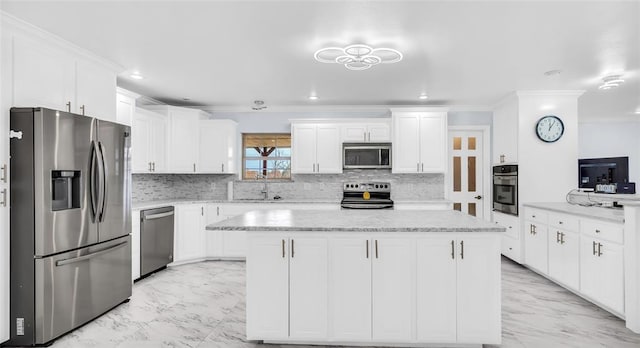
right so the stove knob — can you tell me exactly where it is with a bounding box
[375,184,379,188]
[385,184,389,188]
[355,184,359,188]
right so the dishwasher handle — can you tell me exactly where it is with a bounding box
[143,211,174,220]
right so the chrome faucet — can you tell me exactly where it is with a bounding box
[256,173,269,200]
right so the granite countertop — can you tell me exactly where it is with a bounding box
[523,202,625,224]
[206,209,506,233]
[132,199,451,210]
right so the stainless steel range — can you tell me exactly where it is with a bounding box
[340,182,394,209]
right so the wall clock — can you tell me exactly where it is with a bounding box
[535,115,564,143]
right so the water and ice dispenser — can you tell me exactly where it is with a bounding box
[51,170,81,211]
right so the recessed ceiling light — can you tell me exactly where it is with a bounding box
[418,94,428,100]
[130,73,144,80]
[544,69,562,76]
[309,95,319,100]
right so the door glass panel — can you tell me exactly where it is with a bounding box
[453,203,461,211]
[468,137,476,150]
[453,156,461,192]
[453,137,462,150]
[468,203,476,217]
[468,157,476,192]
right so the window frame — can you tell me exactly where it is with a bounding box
[241,133,292,180]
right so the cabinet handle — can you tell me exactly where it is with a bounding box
[148,162,152,172]
[530,224,536,235]
[312,163,315,172]
[366,240,369,259]
[417,163,420,172]
[0,189,6,207]
[221,163,224,172]
[152,162,156,172]
[460,240,464,259]
[80,104,85,115]
[532,215,536,218]
[592,241,597,256]
[451,240,455,259]
[282,239,285,258]
[201,207,204,216]
[317,163,319,172]
[291,239,295,258]
[364,132,367,142]
[422,163,424,172]
[0,164,6,183]
[368,132,371,142]
[375,240,379,259]
[595,229,601,233]
[193,163,196,172]
[556,231,560,243]
[217,206,220,216]
[559,221,563,225]
[66,101,71,112]
[597,242,603,257]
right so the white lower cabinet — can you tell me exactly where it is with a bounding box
[246,235,289,340]
[328,237,372,341]
[372,238,415,342]
[580,237,624,314]
[548,229,580,290]
[247,232,501,345]
[524,220,548,273]
[289,237,328,340]
[174,204,205,263]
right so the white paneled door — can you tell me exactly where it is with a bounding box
[448,130,485,218]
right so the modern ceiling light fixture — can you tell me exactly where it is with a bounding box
[598,75,625,90]
[314,44,403,71]
[252,100,267,111]
[130,72,144,80]
[308,95,319,100]
[419,94,428,100]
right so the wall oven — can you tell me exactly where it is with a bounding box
[493,164,518,216]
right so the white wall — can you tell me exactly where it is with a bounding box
[579,121,640,186]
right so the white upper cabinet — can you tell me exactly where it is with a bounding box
[291,123,341,174]
[147,106,206,173]
[132,108,167,173]
[7,23,118,118]
[75,59,117,121]
[341,121,391,143]
[116,88,138,126]
[199,120,238,173]
[392,110,447,173]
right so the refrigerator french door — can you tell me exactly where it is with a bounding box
[8,107,132,346]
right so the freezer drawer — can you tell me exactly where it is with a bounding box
[141,206,175,277]
[33,236,132,344]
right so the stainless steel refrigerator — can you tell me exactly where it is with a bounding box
[7,107,132,346]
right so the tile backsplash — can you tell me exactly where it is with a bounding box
[133,170,444,202]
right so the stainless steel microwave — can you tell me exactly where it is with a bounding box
[343,143,391,169]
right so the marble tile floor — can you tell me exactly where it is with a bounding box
[48,258,640,348]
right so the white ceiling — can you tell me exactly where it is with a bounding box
[1,1,639,120]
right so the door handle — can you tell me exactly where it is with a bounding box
[366,240,369,259]
[0,164,6,183]
[460,240,464,259]
[281,239,285,258]
[98,142,108,222]
[0,189,6,207]
[451,240,455,259]
[89,141,100,222]
[56,241,128,266]
[597,242,603,257]
[474,195,482,200]
[143,211,174,220]
[291,239,295,258]
[375,240,379,259]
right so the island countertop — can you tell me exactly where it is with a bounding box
[206,209,506,232]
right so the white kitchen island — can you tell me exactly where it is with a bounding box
[207,209,506,347]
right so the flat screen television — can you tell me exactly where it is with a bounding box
[578,156,629,189]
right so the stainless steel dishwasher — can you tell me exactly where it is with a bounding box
[140,206,175,278]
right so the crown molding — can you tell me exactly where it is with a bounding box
[1,11,124,73]
[515,90,586,97]
[203,104,491,114]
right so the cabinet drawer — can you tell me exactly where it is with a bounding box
[501,235,521,262]
[581,220,623,244]
[524,208,548,224]
[548,213,578,232]
[493,215,519,239]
